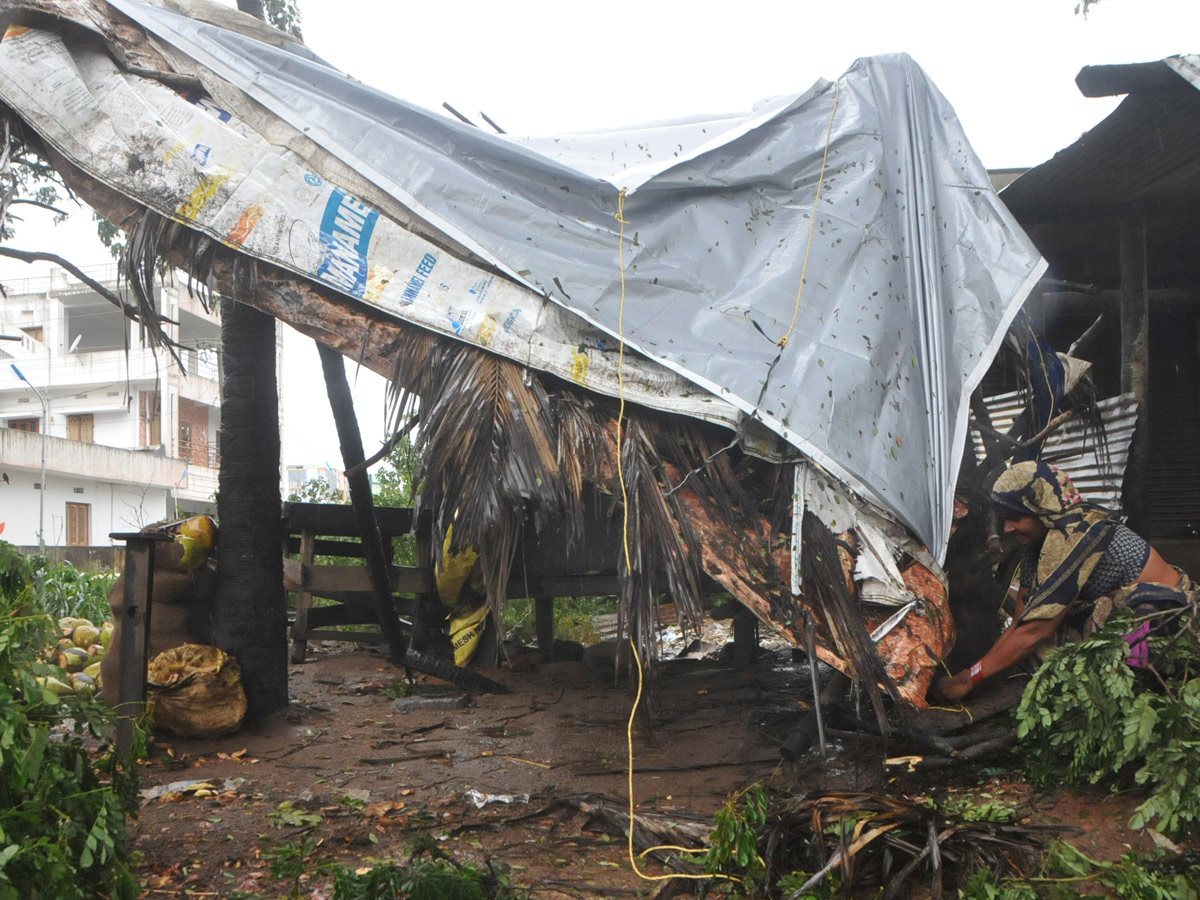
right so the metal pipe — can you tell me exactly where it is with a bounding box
[10,363,47,553]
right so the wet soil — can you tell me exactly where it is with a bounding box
[129,637,1184,898]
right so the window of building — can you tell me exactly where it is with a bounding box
[7,417,39,433]
[67,413,94,443]
[139,391,161,446]
[65,502,90,546]
[21,326,43,342]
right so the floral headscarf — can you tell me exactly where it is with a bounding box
[989,461,1118,626]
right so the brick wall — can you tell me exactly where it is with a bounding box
[178,398,212,466]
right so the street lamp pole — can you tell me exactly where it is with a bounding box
[10,363,47,554]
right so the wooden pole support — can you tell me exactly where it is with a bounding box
[109,531,172,755]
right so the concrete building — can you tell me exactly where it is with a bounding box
[285,463,349,502]
[0,264,224,550]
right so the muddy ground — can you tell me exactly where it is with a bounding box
[129,631,1178,899]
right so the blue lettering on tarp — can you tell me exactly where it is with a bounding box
[398,253,438,305]
[192,144,211,166]
[316,189,379,298]
[446,307,469,335]
[187,92,233,123]
[502,308,522,333]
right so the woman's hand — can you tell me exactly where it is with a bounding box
[934,670,973,703]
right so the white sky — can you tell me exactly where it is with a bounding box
[2,0,1197,466]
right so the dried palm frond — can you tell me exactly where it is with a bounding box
[414,343,564,610]
[800,510,900,735]
[762,789,1071,899]
[548,391,614,557]
[614,413,705,659]
[119,207,185,367]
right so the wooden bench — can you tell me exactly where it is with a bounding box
[282,502,434,662]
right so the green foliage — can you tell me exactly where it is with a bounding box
[287,477,345,504]
[0,574,140,900]
[0,127,68,243]
[957,840,1200,899]
[0,542,30,598]
[269,801,323,830]
[939,792,1018,824]
[503,595,618,645]
[704,782,768,882]
[776,870,842,898]
[263,836,333,899]
[263,0,303,37]
[329,851,530,900]
[957,869,1041,899]
[1014,617,1200,834]
[31,557,117,623]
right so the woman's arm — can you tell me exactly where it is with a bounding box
[935,606,1066,702]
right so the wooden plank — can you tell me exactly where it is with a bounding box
[307,604,413,629]
[110,531,171,754]
[305,629,388,644]
[283,501,418,537]
[284,536,370,558]
[286,562,434,594]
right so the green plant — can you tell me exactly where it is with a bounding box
[704,782,768,882]
[0,562,140,900]
[327,840,531,900]
[1014,616,1200,834]
[0,541,30,597]
[31,558,117,623]
[269,801,323,830]
[264,836,332,899]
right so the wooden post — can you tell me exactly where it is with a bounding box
[1120,215,1150,534]
[731,603,758,667]
[316,341,409,663]
[536,595,555,662]
[109,531,171,755]
[289,528,316,663]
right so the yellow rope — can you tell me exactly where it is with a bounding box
[613,191,736,885]
[614,77,842,885]
[777,77,841,351]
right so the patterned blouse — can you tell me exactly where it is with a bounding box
[1019,523,1150,603]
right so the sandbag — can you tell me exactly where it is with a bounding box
[146,643,246,737]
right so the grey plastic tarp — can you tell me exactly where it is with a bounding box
[12,0,1048,560]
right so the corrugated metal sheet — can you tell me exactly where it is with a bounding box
[972,391,1139,511]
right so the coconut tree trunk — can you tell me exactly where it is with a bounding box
[214,295,286,724]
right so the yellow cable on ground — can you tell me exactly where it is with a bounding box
[613,190,737,886]
[614,77,842,885]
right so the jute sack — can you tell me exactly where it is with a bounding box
[146,643,246,737]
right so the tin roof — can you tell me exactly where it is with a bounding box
[1000,55,1200,289]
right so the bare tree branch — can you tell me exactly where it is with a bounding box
[5,198,69,216]
[969,409,1076,456]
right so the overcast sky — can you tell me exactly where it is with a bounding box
[2,0,1197,467]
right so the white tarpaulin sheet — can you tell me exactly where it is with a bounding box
[0,0,1046,560]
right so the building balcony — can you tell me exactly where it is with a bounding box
[0,424,185,488]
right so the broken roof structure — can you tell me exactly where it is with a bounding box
[0,0,1047,709]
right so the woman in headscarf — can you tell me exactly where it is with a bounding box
[935,460,1197,702]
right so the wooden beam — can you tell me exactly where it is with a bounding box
[317,341,409,663]
[1119,215,1150,533]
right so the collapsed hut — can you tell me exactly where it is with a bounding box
[0,0,1056,730]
